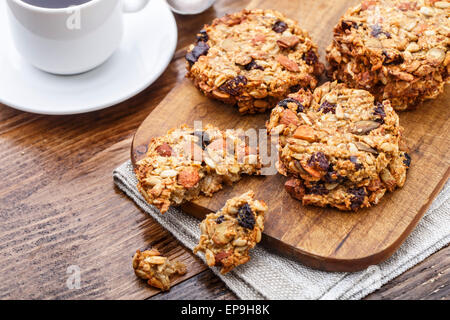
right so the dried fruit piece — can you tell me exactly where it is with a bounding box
[177,167,200,188]
[307,152,329,171]
[237,204,255,230]
[302,50,319,65]
[402,152,411,168]
[278,98,304,112]
[216,215,225,224]
[156,143,172,157]
[319,101,336,114]
[276,55,300,72]
[186,41,210,66]
[373,102,386,124]
[272,20,288,33]
[371,24,391,38]
[219,76,248,96]
[244,59,264,71]
[348,187,367,211]
[196,29,209,42]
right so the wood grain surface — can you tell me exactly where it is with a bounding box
[0,0,448,299]
[132,0,449,271]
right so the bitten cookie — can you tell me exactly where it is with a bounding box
[135,125,261,213]
[186,9,324,114]
[267,81,411,211]
[133,249,186,291]
[194,191,267,274]
[326,0,449,110]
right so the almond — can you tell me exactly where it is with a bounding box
[293,125,317,142]
[276,55,300,72]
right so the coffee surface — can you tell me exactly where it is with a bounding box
[21,0,92,9]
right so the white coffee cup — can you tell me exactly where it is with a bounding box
[6,0,150,75]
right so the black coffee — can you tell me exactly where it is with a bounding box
[21,0,92,9]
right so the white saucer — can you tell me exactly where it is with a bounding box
[0,0,177,115]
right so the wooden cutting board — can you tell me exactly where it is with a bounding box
[131,0,450,271]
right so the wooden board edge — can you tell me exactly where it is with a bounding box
[263,166,450,272]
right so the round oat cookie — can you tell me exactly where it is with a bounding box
[326,0,449,111]
[185,9,324,114]
[267,81,410,211]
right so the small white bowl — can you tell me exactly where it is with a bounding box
[166,0,216,15]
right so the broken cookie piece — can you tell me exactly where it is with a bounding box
[135,124,261,213]
[194,191,267,274]
[132,249,186,291]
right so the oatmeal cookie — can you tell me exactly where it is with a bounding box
[135,125,261,213]
[267,81,410,210]
[186,9,324,114]
[326,0,449,110]
[194,191,267,274]
[133,249,186,291]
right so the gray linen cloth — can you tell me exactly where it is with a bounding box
[114,160,449,300]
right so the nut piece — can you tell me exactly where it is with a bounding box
[293,125,318,142]
[132,249,187,291]
[280,109,301,126]
[351,121,381,135]
[276,55,300,72]
[277,36,300,49]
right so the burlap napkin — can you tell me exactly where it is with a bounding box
[114,160,449,300]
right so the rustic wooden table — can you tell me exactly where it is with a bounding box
[0,0,448,300]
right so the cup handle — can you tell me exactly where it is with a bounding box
[122,0,150,13]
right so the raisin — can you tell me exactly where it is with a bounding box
[289,84,301,93]
[403,152,411,168]
[272,20,288,33]
[237,204,255,230]
[216,215,225,224]
[302,50,318,66]
[341,20,358,31]
[350,156,363,170]
[373,102,386,124]
[307,152,329,171]
[196,29,209,43]
[278,98,304,112]
[348,187,367,211]
[371,24,391,38]
[306,182,329,195]
[185,41,209,66]
[192,131,211,150]
[219,75,248,96]
[244,59,264,71]
[319,101,336,114]
[324,168,345,184]
[382,50,404,66]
